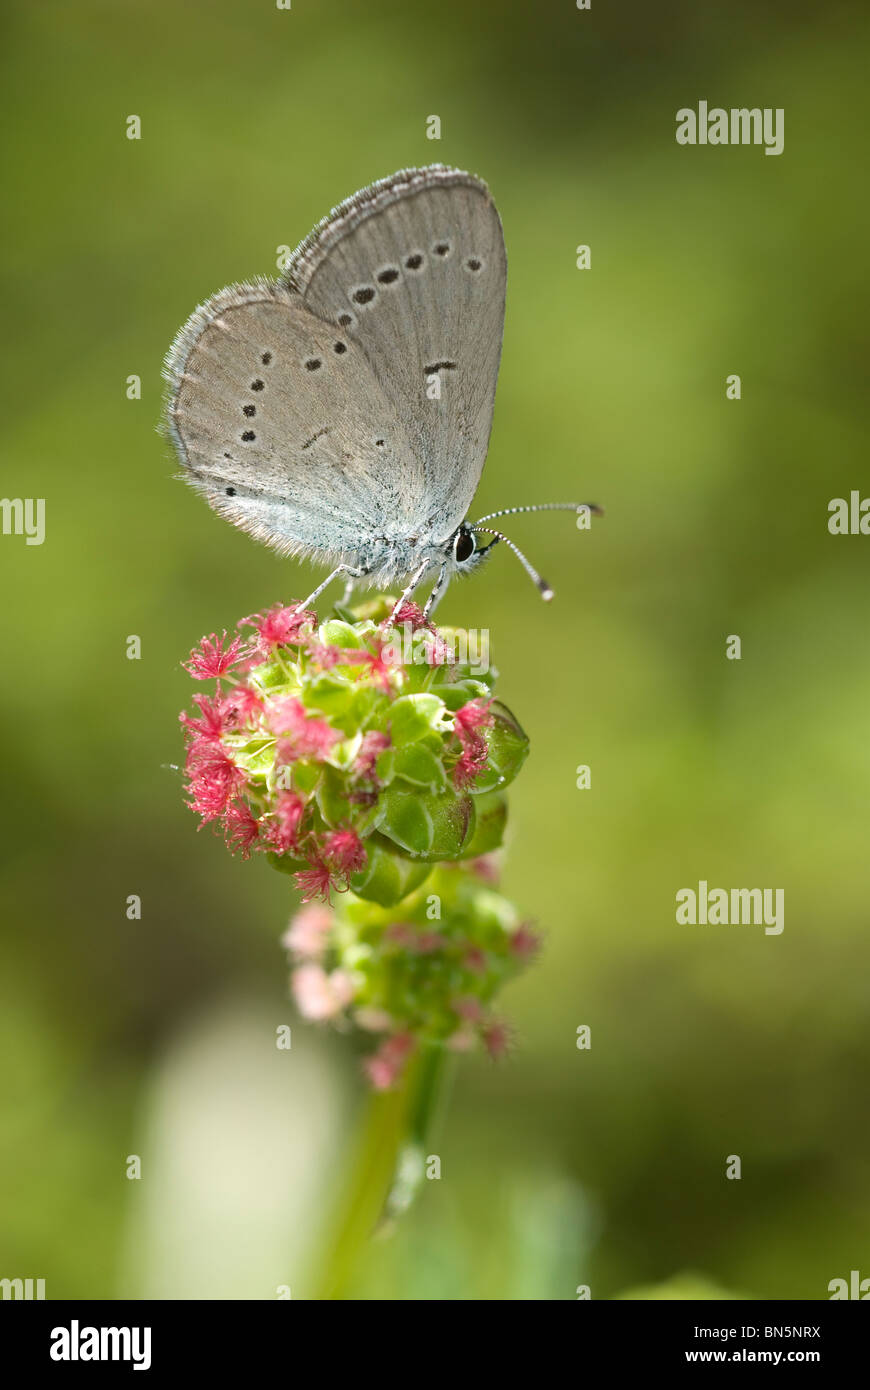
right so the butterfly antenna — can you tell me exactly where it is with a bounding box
[473,501,604,524]
[471,526,555,601]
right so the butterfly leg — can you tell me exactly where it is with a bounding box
[339,576,357,606]
[387,559,433,624]
[422,563,449,619]
[301,564,367,611]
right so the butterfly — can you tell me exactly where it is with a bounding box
[163,164,600,617]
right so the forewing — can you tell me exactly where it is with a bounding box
[283,166,506,541]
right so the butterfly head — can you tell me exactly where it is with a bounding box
[448,523,498,575]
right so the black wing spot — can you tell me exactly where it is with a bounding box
[404,253,424,270]
[424,361,457,373]
[241,430,256,442]
[302,427,329,451]
[338,312,354,327]
[377,267,400,284]
[352,286,376,305]
[375,439,385,447]
[433,241,451,257]
[261,352,272,365]
[305,358,322,371]
[333,341,347,354]
[466,257,482,272]
[225,487,236,496]
[242,404,255,417]
[251,379,264,391]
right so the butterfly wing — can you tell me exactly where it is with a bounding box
[163,280,425,562]
[284,165,507,542]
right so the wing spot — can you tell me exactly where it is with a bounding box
[466,257,483,272]
[305,358,322,371]
[351,286,376,305]
[242,404,255,417]
[225,487,236,496]
[376,266,400,284]
[338,312,354,327]
[251,379,265,391]
[433,241,451,257]
[424,361,457,373]
[302,427,329,451]
[261,352,273,365]
[333,341,347,354]
[375,439,385,447]
[241,430,256,442]
[404,253,424,270]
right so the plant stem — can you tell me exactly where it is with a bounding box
[312,1045,453,1299]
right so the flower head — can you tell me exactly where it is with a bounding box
[179,598,535,1081]
[267,697,339,762]
[363,1032,416,1091]
[184,631,245,680]
[264,790,306,853]
[322,828,367,878]
[282,904,333,959]
[451,698,493,788]
[245,603,315,654]
[294,861,336,904]
[292,963,355,1020]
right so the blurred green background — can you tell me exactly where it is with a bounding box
[1,0,868,1300]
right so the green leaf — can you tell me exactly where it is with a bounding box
[301,672,354,719]
[388,693,451,745]
[233,737,278,781]
[389,742,447,791]
[324,731,362,771]
[317,619,366,651]
[287,761,321,795]
[252,661,296,693]
[376,785,475,860]
[347,684,387,729]
[437,679,492,711]
[349,835,433,906]
[378,788,432,854]
[315,765,353,828]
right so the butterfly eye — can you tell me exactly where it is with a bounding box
[454,528,476,562]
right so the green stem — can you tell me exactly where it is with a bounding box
[311,1045,453,1299]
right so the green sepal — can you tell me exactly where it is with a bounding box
[383,741,448,792]
[317,619,367,650]
[458,790,507,857]
[349,834,434,906]
[316,764,354,828]
[437,679,493,711]
[376,784,475,860]
[388,692,451,745]
[470,701,529,794]
[287,761,321,796]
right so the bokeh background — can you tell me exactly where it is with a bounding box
[1,0,868,1300]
